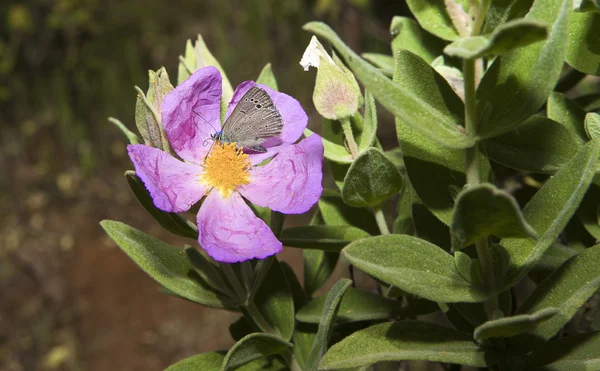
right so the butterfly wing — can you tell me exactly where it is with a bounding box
[222,87,283,152]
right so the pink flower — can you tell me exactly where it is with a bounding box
[127,66,324,263]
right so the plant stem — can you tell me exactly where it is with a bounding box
[281,350,303,371]
[463,58,479,186]
[463,2,500,320]
[221,263,246,302]
[373,206,390,235]
[340,117,359,159]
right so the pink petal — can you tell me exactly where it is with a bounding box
[239,134,324,214]
[162,66,222,164]
[226,81,307,147]
[197,192,282,263]
[128,144,208,213]
[247,145,287,166]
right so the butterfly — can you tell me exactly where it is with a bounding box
[211,86,284,153]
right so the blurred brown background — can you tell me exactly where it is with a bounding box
[0,1,406,370]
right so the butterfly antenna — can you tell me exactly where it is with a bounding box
[192,109,219,133]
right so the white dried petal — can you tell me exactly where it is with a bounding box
[300,36,335,71]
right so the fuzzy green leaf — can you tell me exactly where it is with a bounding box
[100,221,236,308]
[343,235,487,303]
[303,250,339,298]
[281,226,370,252]
[361,53,393,76]
[305,279,352,371]
[221,333,292,371]
[451,183,538,250]
[125,171,198,239]
[511,244,600,350]
[390,16,446,63]
[303,22,474,149]
[547,92,588,142]
[523,332,600,370]
[341,148,403,207]
[358,91,377,152]
[567,10,600,76]
[405,0,460,41]
[318,191,380,235]
[483,116,582,173]
[585,112,600,140]
[319,320,500,369]
[305,128,353,164]
[477,0,572,138]
[577,179,600,240]
[256,63,278,91]
[482,0,535,34]
[445,19,547,59]
[473,308,558,342]
[499,140,600,291]
[252,258,295,341]
[296,287,399,324]
[134,68,173,150]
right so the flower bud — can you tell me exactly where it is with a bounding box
[300,36,363,120]
[134,67,173,151]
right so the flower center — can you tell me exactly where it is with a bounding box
[200,141,251,198]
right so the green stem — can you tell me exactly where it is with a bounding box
[476,238,498,318]
[373,206,390,235]
[281,350,303,371]
[270,210,285,238]
[470,0,491,36]
[340,117,359,159]
[221,264,246,302]
[463,58,479,186]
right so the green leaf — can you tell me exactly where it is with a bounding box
[343,235,487,303]
[454,251,483,285]
[567,10,600,76]
[305,128,353,164]
[547,92,588,142]
[473,308,558,342]
[451,183,538,251]
[482,0,535,35]
[221,333,292,371]
[358,91,377,152]
[577,179,600,240]
[574,0,600,12]
[281,226,370,252]
[256,63,278,91]
[252,258,295,341]
[523,332,600,370]
[177,39,196,85]
[585,112,600,140]
[296,287,399,324]
[100,221,236,308]
[390,16,446,63]
[305,278,352,371]
[184,246,234,297]
[319,320,500,369]
[406,0,460,41]
[361,53,393,76]
[341,148,403,207]
[499,140,600,291]
[166,352,225,371]
[390,46,489,224]
[510,244,600,350]
[392,180,416,235]
[533,243,578,273]
[318,191,380,235]
[125,171,198,239]
[303,250,339,298]
[303,22,474,149]
[483,116,582,173]
[476,0,572,138]
[108,117,140,144]
[445,19,547,59]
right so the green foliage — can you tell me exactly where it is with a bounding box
[451,183,537,251]
[319,321,500,369]
[103,2,600,369]
[343,235,487,302]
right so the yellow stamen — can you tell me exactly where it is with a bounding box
[200,142,250,198]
